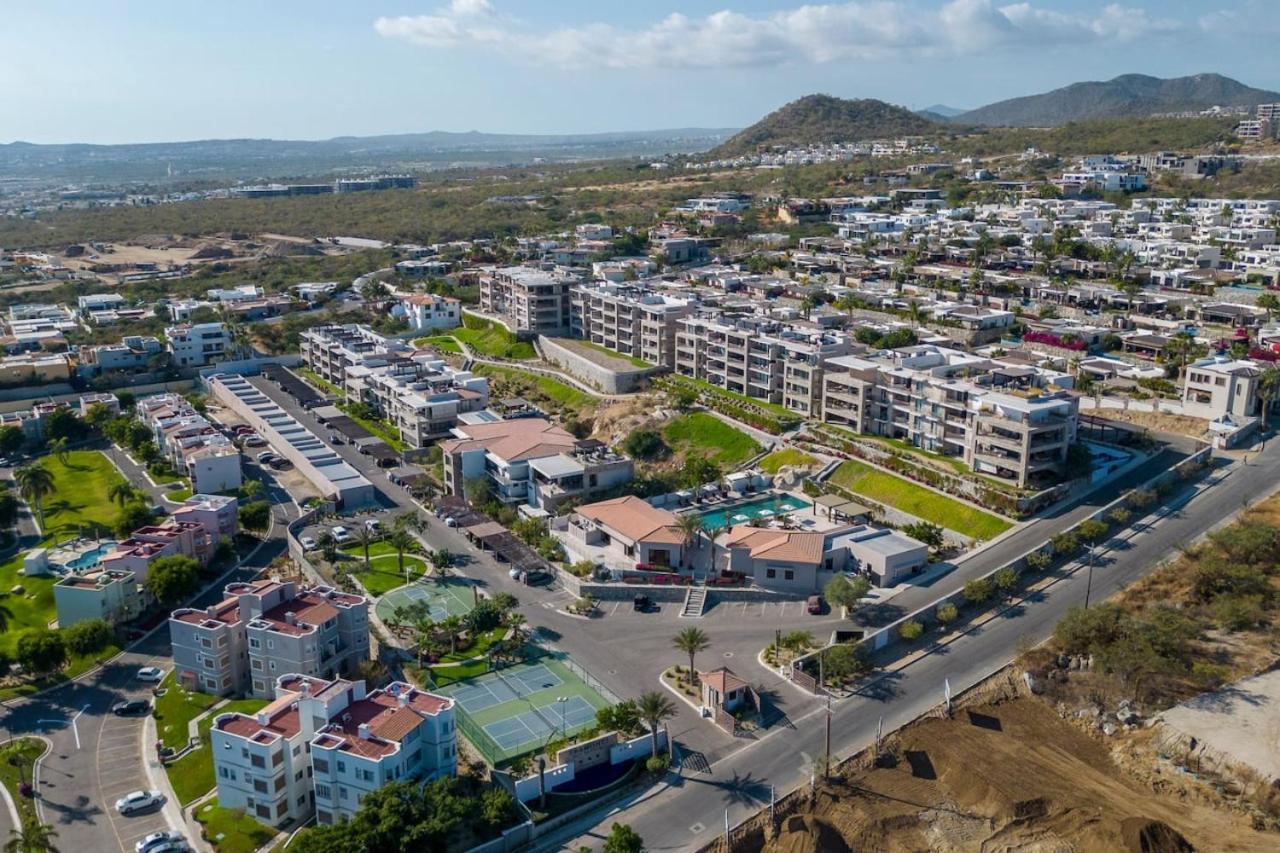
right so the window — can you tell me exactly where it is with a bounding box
[313,758,329,774]
[253,679,265,693]
[201,637,213,648]
[297,795,307,807]
[267,639,274,650]
[339,786,348,801]
[249,638,261,649]
[336,760,346,773]
[315,784,331,799]
[784,570,794,581]
[766,569,776,579]
[251,659,263,671]
[251,754,266,769]
[255,805,270,819]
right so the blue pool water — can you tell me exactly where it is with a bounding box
[65,543,118,571]
[696,494,811,530]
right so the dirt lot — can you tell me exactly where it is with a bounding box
[1089,407,1210,439]
[750,694,1269,853]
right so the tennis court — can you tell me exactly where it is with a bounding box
[436,656,611,763]
[374,577,474,623]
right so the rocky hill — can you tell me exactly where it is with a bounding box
[710,94,939,156]
[953,73,1280,127]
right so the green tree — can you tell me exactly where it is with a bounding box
[239,500,271,531]
[902,521,944,549]
[679,456,721,489]
[622,429,668,461]
[16,629,67,676]
[636,691,676,758]
[824,574,870,614]
[0,425,25,456]
[993,566,1019,597]
[63,619,114,656]
[14,463,55,526]
[822,643,870,681]
[145,555,200,606]
[672,627,710,682]
[46,438,69,467]
[387,529,416,577]
[1077,518,1109,546]
[107,480,140,508]
[4,819,59,853]
[963,578,993,604]
[899,619,924,641]
[1258,365,1280,430]
[602,823,644,853]
[674,513,704,552]
[353,525,379,569]
[115,501,156,538]
[936,602,958,624]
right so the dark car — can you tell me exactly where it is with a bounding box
[112,699,151,716]
[633,594,652,612]
[522,569,553,587]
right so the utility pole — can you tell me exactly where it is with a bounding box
[944,677,952,718]
[824,693,832,781]
[724,808,730,852]
[770,784,776,828]
[874,715,883,764]
[1084,544,1096,610]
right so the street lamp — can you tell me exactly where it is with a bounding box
[556,696,568,738]
[1084,543,1097,609]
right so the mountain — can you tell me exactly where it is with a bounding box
[0,127,739,185]
[921,104,965,118]
[953,73,1280,127]
[711,94,939,156]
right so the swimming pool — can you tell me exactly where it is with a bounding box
[64,543,118,571]
[696,494,811,530]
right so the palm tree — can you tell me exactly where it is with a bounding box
[47,438,69,466]
[387,529,415,578]
[393,511,422,533]
[439,614,465,655]
[672,627,710,684]
[637,691,677,758]
[5,820,59,853]
[107,480,140,508]
[674,513,704,553]
[353,525,379,569]
[907,300,922,329]
[1259,365,1280,430]
[15,463,55,526]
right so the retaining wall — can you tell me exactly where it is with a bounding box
[536,336,659,394]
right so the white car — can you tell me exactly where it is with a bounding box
[331,525,351,543]
[299,535,317,550]
[136,831,186,853]
[116,789,164,814]
[135,666,164,683]
[364,518,381,532]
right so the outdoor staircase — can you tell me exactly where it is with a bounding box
[681,585,708,618]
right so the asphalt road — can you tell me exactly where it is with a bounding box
[0,462,294,853]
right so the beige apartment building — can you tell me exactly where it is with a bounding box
[478,266,577,334]
[675,315,850,416]
[822,347,1078,488]
[568,282,694,368]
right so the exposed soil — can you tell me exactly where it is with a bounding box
[758,697,1269,853]
[1086,408,1209,439]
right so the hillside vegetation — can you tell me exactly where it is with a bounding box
[950,116,1239,158]
[955,72,1280,127]
[711,94,938,156]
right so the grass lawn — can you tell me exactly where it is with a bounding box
[829,460,1012,539]
[475,365,598,412]
[337,403,406,451]
[356,554,429,597]
[195,798,277,853]
[0,450,126,660]
[573,339,652,369]
[820,426,1025,494]
[436,626,506,664]
[153,671,219,750]
[296,366,343,398]
[414,335,463,354]
[166,488,194,502]
[455,316,536,360]
[0,738,46,826]
[663,412,762,467]
[758,447,818,474]
[167,697,269,806]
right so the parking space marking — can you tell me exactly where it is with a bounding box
[611,601,621,615]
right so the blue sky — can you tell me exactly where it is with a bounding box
[3,0,1278,144]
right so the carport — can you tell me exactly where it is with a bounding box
[357,438,401,467]
[484,530,550,573]
[263,365,325,404]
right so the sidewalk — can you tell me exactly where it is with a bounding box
[144,714,209,852]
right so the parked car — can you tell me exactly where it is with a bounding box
[523,569,553,586]
[806,594,823,615]
[364,518,381,532]
[135,666,164,683]
[299,535,317,550]
[255,450,276,463]
[112,699,151,716]
[115,790,164,815]
[330,525,351,543]
[136,831,186,853]
[633,594,652,612]
[268,458,292,470]
[242,435,266,448]
[148,843,189,853]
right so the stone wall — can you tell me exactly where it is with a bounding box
[536,336,659,394]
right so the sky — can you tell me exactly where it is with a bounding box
[3,0,1279,145]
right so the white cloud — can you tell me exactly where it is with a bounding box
[373,1,1187,69]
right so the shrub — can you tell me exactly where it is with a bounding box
[645,754,671,774]
[622,429,668,461]
[1053,603,1129,655]
[899,619,924,641]
[1211,594,1266,631]
[1107,507,1131,525]
[240,500,271,530]
[1050,531,1080,557]
[935,602,958,624]
[1127,488,1156,509]
[1077,518,1109,545]
[963,578,993,604]
[993,566,1019,596]
[1025,550,1052,571]
[63,619,114,656]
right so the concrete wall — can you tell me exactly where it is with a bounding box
[536,336,659,394]
[510,730,665,803]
